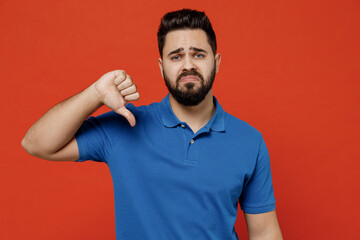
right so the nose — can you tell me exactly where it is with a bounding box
[182,55,197,72]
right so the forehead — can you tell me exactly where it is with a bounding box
[163,29,211,53]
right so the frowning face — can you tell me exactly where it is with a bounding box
[159,29,221,106]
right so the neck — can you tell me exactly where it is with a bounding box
[169,90,216,133]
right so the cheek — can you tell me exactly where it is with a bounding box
[163,63,180,78]
[197,58,214,72]
[198,64,212,77]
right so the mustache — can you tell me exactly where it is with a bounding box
[176,70,204,83]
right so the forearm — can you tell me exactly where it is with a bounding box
[245,211,283,240]
[22,84,102,157]
[249,230,283,240]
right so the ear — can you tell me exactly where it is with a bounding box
[158,58,164,78]
[214,53,221,73]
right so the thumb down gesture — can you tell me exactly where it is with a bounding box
[94,70,140,127]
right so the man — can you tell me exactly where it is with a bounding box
[22,9,282,240]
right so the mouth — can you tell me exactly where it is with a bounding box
[179,75,200,83]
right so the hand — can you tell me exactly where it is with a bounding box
[94,70,140,127]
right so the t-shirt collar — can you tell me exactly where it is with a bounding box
[160,94,226,132]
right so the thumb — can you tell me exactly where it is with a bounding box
[114,106,136,127]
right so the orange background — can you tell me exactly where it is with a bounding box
[1,0,359,239]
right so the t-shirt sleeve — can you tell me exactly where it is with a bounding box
[75,115,110,163]
[239,135,276,214]
[74,105,136,163]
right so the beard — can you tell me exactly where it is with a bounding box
[163,64,216,106]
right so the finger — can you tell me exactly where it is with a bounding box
[113,71,127,85]
[120,84,137,96]
[124,92,140,102]
[117,77,133,91]
[114,106,136,127]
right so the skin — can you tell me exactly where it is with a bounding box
[245,210,283,240]
[22,28,282,240]
[21,70,139,161]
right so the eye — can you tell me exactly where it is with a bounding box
[170,55,181,61]
[194,53,205,59]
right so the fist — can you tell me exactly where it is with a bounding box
[94,70,140,127]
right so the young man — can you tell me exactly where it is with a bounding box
[22,9,282,240]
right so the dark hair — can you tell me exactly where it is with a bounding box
[157,9,217,58]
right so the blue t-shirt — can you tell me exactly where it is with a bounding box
[75,94,276,240]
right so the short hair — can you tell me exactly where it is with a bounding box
[157,9,217,58]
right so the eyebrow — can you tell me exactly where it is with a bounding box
[189,47,208,54]
[168,48,184,56]
[167,47,208,57]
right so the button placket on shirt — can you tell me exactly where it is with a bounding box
[180,124,211,166]
[177,123,196,165]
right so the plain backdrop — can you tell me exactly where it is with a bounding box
[1,0,359,239]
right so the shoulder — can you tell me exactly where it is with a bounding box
[125,102,158,118]
[224,111,263,143]
[92,101,160,129]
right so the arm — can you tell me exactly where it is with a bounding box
[244,210,283,240]
[21,70,139,161]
